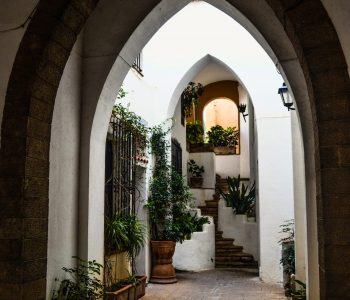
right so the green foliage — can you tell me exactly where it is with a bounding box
[109,274,140,291]
[207,125,239,147]
[180,212,210,240]
[105,213,146,260]
[291,280,306,300]
[146,126,201,242]
[52,257,103,300]
[186,120,204,144]
[117,87,127,99]
[182,82,204,118]
[220,175,255,215]
[281,242,295,275]
[187,159,204,178]
[279,219,295,275]
[112,103,150,138]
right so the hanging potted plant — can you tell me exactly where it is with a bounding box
[187,159,204,188]
[181,82,204,118]
[146,125,195,284]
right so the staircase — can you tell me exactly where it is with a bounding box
[198,175,258,270]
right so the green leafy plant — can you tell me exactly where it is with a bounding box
[51,257,103,300]
[186,120,204,144]
[180,212,210,240]
[108,273,140,292]
[112,103,149,152]
[291,279,306,300]
[187,159,204,178]
[181,82,204,118]
[207,125,239,147]
[117,86,127,99]
[278,219,295,276]
[105,213,146,260]
[219,175,255,215]
[146,125,200,243]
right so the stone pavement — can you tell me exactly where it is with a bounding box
[143,269,287,300]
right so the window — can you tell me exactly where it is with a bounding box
[171,138,182,174]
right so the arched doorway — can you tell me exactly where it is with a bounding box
[0,1,349,299]
[203,98,239,144]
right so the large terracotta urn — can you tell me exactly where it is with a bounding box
[150,240,177,284]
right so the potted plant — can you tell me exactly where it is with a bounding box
[181,82,204,118]
[105,274,147,300]
[146,125,196,284]
[187,159,204,188]
[219,175,255,215]
[186,120,204,145]
[105,213,147,299]
[207,125,239,154]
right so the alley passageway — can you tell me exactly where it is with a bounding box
[143,269,286,300]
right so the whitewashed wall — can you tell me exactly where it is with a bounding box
[191,188,216,207]
[218,199,259,260]
[215,155,240,178]
[257,114,294,283]
[173,212,215,271]
[189,152,216,189]
[47,37,83,297]
[291,110,307,282]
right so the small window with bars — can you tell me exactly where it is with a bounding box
[132,52,143,76]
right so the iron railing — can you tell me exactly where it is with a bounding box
[105,115,139,217]
[132,53,143,76]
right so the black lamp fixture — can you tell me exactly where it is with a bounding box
[239,104,248,122]
[278,82,295,111]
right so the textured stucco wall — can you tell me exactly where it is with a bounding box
[47,37,83,297]
[218,199,259,260]
[173,212,215,271]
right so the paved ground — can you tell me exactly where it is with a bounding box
[143,269,287,300]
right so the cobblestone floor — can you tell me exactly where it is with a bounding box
[143,269,287,300]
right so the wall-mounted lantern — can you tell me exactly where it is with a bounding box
[278,82,295,111]
[239,104,248,122]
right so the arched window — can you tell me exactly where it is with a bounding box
[203,98,239,151]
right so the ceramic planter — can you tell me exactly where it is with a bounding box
[190,176,203,188]
[150,240,177,284]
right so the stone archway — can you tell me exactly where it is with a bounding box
[0,1,349,299]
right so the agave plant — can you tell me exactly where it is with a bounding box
[220,175,255,215]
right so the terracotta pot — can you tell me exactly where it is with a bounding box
[106,284,132,300]
[190,177,203,188]
[135,275,147,299]
[150,240,177,284]
[214,146,237,155]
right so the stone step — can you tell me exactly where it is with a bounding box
[215,261,258,268]
[216,238,235,244]
[215,233,223,239]
[215,255,254,262]
[198,206,218,212]
[205,200,219,207]
[215,251,252,257]
[215,245,243,252]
